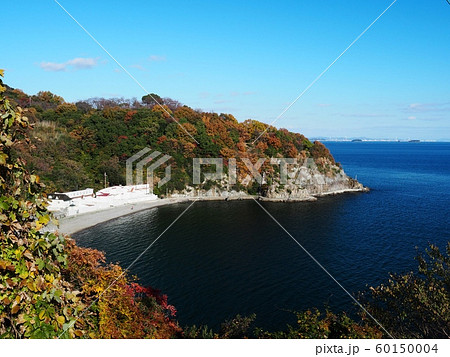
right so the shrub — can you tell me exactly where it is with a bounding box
[360,243,450,338]
[0,71,180,338]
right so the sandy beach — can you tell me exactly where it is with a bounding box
[56,187,368,235]
[57,197,189,235]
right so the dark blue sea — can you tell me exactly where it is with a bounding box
[74,142,450,331]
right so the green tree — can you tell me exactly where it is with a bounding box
[360,243,450,338]
[142,93,162,107]
[0,70,86,338]
[0,71,181,338]
[255,310,381,339]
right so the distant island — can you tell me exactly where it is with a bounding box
[311,137,437,142]
[1,73,448,340]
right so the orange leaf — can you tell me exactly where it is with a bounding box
[2,296,11,305]
[11,304,20,314]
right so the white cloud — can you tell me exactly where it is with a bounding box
[406,102,450,113]
[340,113,390,118]
[149,55,166,62]
[39,57,99,72]
[130,64,146,71]
[407,116,416,120]
[39,62,67,72]
[66,57,98,69]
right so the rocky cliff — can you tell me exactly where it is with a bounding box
[168,157,367,202]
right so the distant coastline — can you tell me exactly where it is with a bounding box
[314,138,448,142]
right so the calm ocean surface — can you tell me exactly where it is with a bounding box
[74,142,450,331]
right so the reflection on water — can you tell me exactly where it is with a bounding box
[74,142,450,331]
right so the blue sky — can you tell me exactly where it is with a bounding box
[3,0,450,140]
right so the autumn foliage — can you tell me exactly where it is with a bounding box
[0,71,180,338]
[360,243,450,339]
[4,82,326,193]
[2,72,448,339]
[64,241,181,338]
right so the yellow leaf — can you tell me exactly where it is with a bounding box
[0,153,7,165]
[39,310,45,320]
[0,69,4,77]
[27,281,36,292]
[38,214,50,225]
[56,315,65,325]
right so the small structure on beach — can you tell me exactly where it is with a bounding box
[47,185,158,219]
[56,188,94,199]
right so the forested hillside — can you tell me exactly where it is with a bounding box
[0,73,181,338]
[2,74,449,339]
[5,86,337,194]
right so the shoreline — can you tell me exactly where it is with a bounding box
[57,197,188,235]
[56,187,368,235]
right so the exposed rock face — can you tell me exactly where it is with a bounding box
[261,158,366,201]
[168,157,367,202]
